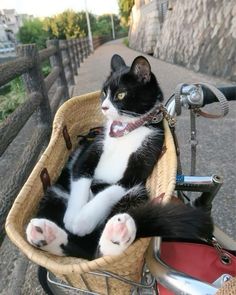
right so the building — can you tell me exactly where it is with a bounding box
[16,13,34,28]
[0,9,33,56]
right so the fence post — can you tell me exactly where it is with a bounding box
[68,39,78,76]
[83,37,88,59]
[71,39,78,70]
[87,37,91,55]
[86,37,90,57]
[17,44,52,128]
[46,39,69,101]
[78,38,84,63]
[84,37,88,56]
[86,37,91,55]
[59,40,75,87]
[74,39,80,68]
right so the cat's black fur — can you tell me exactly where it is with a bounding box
[27,54,213,260]
[71,55,164,188]
[37,158,213,260]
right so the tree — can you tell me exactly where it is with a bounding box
[17,10,126,47]
[118,0,134,26]
[44,10,97,39]
[75,11,97,36]
[17,18,49,49]
[93,14,121,37]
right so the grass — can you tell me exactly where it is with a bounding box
[41,60,51,77]
[0,77,26,123]
[0,63,51,123]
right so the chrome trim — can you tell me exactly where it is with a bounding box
[213,274,232,288]
[166,84,204,117]
[47,271,100,294]
[89,270,156,289]
[214,226,236,251]
[177,175,216,184]
[166,99,176,117]
[146,238,218,295]
[46,267,156,294]
[181,84,204,107]
[175,175,223,199]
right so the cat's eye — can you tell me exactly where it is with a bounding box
[116,92,126,100]
[101,90,106,98]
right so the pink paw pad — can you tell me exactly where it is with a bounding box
[99,213,137,256]
[26,219,57,248]
[105,215,129,242]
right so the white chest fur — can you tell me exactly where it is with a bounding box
[94,124,153,183]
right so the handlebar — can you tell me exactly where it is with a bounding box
[166,84,236,117]
[202,85,236,106]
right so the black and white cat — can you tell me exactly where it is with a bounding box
[26,55,213,259]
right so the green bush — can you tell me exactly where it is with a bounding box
[41,60,52,77]
[17,18,48,49]
[42,65,51,77]
[0,62,52,123]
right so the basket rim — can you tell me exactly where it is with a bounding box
[6,221,151,274]
[53,90,102,128]
[6,91,177,275]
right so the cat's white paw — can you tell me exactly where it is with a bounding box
[63,179,93,234]
[64,184,126,236]
[99,213,137,256]
[64,208,99,236]
[26,218,68,256]
[63,208,78,233]
[74,212,97,236]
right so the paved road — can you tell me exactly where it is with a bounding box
[1,38,235,295]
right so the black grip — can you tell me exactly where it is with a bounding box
[202,85,236,106]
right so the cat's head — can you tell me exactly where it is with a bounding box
[101,54,163,122]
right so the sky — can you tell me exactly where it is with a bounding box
[0,0,119,17]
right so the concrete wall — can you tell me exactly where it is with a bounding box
[129,0,161,54]
[129,0,236,81]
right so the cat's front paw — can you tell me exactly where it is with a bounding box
[63,205,96,236]
[64,209,98,236]
[63,207,78,233]
[26,218,68,256]
[98,213,137,256]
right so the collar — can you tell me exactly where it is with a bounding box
[109,104,163,138]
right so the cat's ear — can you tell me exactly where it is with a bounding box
[130,56,151,83]
[111,54,126,72]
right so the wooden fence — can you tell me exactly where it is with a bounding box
[0,36,108,241]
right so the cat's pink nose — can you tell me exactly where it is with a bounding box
[102,106,109,111]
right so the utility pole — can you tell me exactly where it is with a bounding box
[84,0,94,52]
[110,14,115,39]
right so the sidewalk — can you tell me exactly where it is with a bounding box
[72,39,232,97]
[1,38,235,295]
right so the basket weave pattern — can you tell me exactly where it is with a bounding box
[216,277,236,295]
[6,91,177,294]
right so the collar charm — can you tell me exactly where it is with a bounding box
[109,105,163,138]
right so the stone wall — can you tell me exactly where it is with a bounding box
[129,0,236,81]
[129,0,161,54]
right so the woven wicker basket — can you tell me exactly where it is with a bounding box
[216,277,236,295]
[6,91,177,295]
